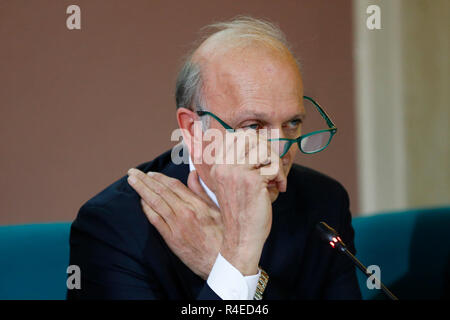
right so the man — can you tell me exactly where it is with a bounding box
[67,16,361,300]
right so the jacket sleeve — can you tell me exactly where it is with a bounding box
[67,205,221,300]
[322,187,362,300]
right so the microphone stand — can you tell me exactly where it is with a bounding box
[340,242,398,300]
[317,221,399,300]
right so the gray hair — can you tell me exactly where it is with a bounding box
[175,57,210,129]
[175,16,301,130]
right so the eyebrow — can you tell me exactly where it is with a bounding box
[233,110,306,126]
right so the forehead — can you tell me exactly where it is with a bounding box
[199,44,303,114]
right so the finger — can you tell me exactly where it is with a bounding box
[254,137,271,168]
[259,143,287,192]
[141,199,172,238]
[270,150,287,192]
[237,132,271,169]
[234,130,259,164]
[214,131,236,165]
[130,169,196,216]
[187,170,219,210]
[275,168,287,192]
[131,168,181,203]
[127,169,175,221]
[260,165,287,192]
[266,163,287,192]
[144,170,202,205]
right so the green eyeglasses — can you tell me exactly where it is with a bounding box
[196,96,337,158]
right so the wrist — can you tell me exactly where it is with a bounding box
[220,244,262,276]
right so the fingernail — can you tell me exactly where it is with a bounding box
[128,175,137,185]
[128,168,135,175]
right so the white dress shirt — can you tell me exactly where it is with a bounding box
[188,157,260,300]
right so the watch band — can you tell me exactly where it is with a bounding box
[254,268,269,300]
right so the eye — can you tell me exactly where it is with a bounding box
[243,123,261,130]
[286,119,302,129]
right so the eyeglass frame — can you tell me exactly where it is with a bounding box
[194,95,338,157]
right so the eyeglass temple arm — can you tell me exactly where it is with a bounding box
[303,96,336,129]
[196,110,235,131]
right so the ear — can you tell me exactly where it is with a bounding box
[176,107,195,134]
[176,108,202,158]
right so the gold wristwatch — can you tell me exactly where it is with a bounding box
[254,268,269,300]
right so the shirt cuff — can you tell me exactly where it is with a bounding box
[206,253,261,300]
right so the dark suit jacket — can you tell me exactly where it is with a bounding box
[67,149,362,299]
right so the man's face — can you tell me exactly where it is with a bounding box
[194,44,305,203]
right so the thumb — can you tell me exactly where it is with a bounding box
[187,170,218,209]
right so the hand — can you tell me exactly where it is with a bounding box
[211,130,287,275]
[127,168,223,280]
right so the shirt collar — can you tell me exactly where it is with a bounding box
[188,156,220,208]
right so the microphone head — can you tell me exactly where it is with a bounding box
[316,221,338,242]
[316,221,346,249]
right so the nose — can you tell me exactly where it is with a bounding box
[266,129,292,158]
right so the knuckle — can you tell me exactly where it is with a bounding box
[142,189,152,201]
[140,198,148,210]
[153,184,165,196]
[167,178,180,189]
[182,207,196,218]
[149,195,163,208]
[200,215,215,226]
[147,212,159,224]
[196,200,207,211]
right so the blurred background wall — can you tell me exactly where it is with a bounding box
[0,0,448,225]
[354,0,450,215]
[0,0,357,225]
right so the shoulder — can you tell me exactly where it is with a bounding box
[287,163,349,202]
[84,149,176,209]
[70,149,184,260]
[279,164,351,231]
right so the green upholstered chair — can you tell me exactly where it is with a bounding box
[0,222,70,300]
[352,207,450,300]
[0,207,449,299]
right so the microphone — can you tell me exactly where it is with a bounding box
[316,221,399,300]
